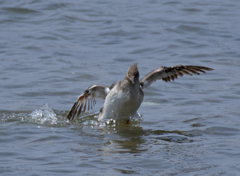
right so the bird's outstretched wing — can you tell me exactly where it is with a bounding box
[140,65,213,89]
[67,85,110,120]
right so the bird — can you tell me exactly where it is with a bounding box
[67,63,213,121]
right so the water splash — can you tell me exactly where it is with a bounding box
[29,104,58,125]
[83,112,143,127]
[1,105,143,127]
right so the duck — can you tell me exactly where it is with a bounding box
[67,63,213,121]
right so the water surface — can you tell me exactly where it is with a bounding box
[1,0,240,175]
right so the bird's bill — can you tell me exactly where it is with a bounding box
[131,76,135,84]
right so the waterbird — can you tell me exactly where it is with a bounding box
[67,63,213,121]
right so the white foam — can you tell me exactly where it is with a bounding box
[30,104,57,125]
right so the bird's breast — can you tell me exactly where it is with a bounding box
[98,85,143,121]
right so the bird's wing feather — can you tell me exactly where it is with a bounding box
[67,85,110,120]
[140,65,213,89]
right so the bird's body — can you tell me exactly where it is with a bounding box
[67,64,213,121]
[98,79,143,121]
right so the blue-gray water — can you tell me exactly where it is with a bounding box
[1,0,240,175]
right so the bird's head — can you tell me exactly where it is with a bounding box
[126,63,139,84]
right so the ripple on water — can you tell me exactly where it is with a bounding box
[204,126,240,136]
[2,7,40,14]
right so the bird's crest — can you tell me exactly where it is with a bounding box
[127,63,139,77]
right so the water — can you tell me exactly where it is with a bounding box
[1,0,240,175]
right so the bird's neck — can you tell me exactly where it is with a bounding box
[121,77,139,90]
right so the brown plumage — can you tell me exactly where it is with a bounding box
[140,65,213,88]
[67,85,109,120]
